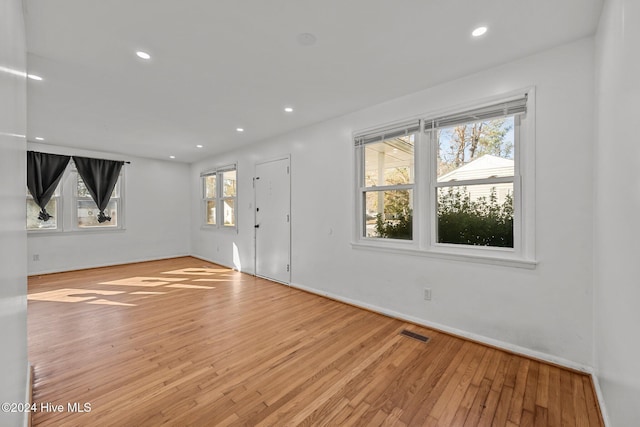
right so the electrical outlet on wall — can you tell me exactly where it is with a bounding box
[423,288,432,301]
[32,254,40,261]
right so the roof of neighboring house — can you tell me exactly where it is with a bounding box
[438,155,514,182]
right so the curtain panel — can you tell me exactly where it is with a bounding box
[72,156,124,223]
[26,151,71,221]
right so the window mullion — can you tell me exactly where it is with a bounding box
[410,125,421,246]
[513,115,522,254]
[355,146,363,242]
[216,173,222,228]
[416,126,429,249]
[429,128,438,247]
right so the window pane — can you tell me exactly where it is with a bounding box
[78,199,118,228]
[223,199,235,226]
[205,175,216,199]
[26,198,57,230]
[364,189,413,240]
[437,184,513,247]
[78,176,120,197]
[206,200,216,225]
[364,134,414,187]
[222,170,236,197]
[437,117,514,181]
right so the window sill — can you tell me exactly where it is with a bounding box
[28,228,126,236]
[351,241,537,269]
[27,229,62,235]
[200,225,238,233]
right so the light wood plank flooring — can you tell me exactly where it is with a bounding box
[28,257,603,426]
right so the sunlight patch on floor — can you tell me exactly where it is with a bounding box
[28,288,126,303]
[100,277,186,287]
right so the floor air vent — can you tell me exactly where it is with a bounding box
[400,329,430,343]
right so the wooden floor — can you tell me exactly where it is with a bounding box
[28,257,603,426]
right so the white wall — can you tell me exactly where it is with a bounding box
[27,143,191,275]
[0,0,29,425]
[192,38,596,367]
[594,0,640,424]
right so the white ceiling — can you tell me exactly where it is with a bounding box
[24,0,603,163]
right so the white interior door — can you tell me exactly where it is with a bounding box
[255,157,290,284]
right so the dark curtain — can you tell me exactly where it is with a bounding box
[26,151,71,221]
[73,156,124,223]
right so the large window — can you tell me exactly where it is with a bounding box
[354,92,534,266]
[202,165,237,229]
[75,172,122,229]
[433,115,516,248]
[27,160,125,233]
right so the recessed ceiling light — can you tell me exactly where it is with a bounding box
[136,51,151,60]
[472,26,488,37]
[196,144,203,148]
[284,107,294,113]
[169,155,175,159]
[35,137,44,141]
[27,74,43,81]
[236,128,244,132]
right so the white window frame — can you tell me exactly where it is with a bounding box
[201,164,237,230]
[352,88,536,269]
[355,120,419,246]
[72,168,125,231]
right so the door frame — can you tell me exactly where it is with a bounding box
[253,154,291,284]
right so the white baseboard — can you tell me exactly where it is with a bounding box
[190,253,254,275]
[590,372,610,426]
[27,253,190,276]
[289,281,592,373]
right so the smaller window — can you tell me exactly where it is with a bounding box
[356,125,417,241]
[203,173,217,225]
[74,172,123,229]
[26,184,62,232]
[201,165,237,229]
[221,169,237,227]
